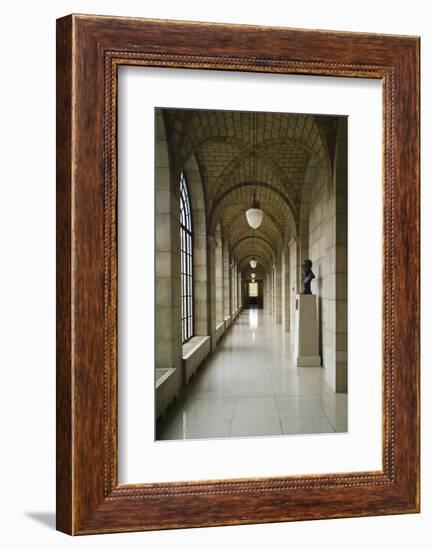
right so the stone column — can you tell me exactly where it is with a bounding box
[334,117,348,392]
[215,236,223,325]
[207,235,218,351]
[289,237,299,349]
[234,263,238,311]
[155,112,181,398]
[155,134,174,364]
[223,239,230,321]
[282,243,291,333]
[266,269,273,315]
[192,211,209,338]
[275,253,282,324]
[229,254,233,320]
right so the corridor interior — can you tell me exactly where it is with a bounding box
[155,107,348,440]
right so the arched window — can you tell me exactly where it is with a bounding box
[180,172,193,342]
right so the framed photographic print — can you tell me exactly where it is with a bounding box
[56,14,420,535]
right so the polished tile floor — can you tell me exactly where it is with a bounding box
[156,309,347,440]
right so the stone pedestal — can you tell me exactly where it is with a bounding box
[294,294,321,367]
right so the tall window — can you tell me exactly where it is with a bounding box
[180,172,193,343]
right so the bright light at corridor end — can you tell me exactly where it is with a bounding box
[250,259,257,269]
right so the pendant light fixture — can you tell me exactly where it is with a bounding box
[251,273,256,280]
[245,111,263,229]
[245,192,263,229]
[250,241,257,269]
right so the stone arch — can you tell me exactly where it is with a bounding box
[209,181,297,233]
[165,110,330,176]
[235,238,274,263]
[227,211,284,252]
[238,254,269,272]
[232,235,275,256]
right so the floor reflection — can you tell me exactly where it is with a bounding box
[156,310,347,440]
[248,308,258,328]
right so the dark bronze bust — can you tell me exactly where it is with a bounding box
[301,259,315,295]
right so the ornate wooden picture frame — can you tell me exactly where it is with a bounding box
[56,14,420,535]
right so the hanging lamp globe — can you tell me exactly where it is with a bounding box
[251,273,256,279]
[245,192,263,229]
[250,259,257,269]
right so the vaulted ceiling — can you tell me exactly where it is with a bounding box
[162,108,337,274]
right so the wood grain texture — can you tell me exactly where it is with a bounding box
[56,14,420,535]
[56,15,73,535]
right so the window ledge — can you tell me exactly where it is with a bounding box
[155,367,179,418]
[182,336,211,383]
[182,335,210,360]
[155,367,177,389]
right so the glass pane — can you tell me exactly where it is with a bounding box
[179,172,193,342]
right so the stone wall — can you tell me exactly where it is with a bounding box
[306,118,347,392]
[334,119,348,392]
[155,111,182,395]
